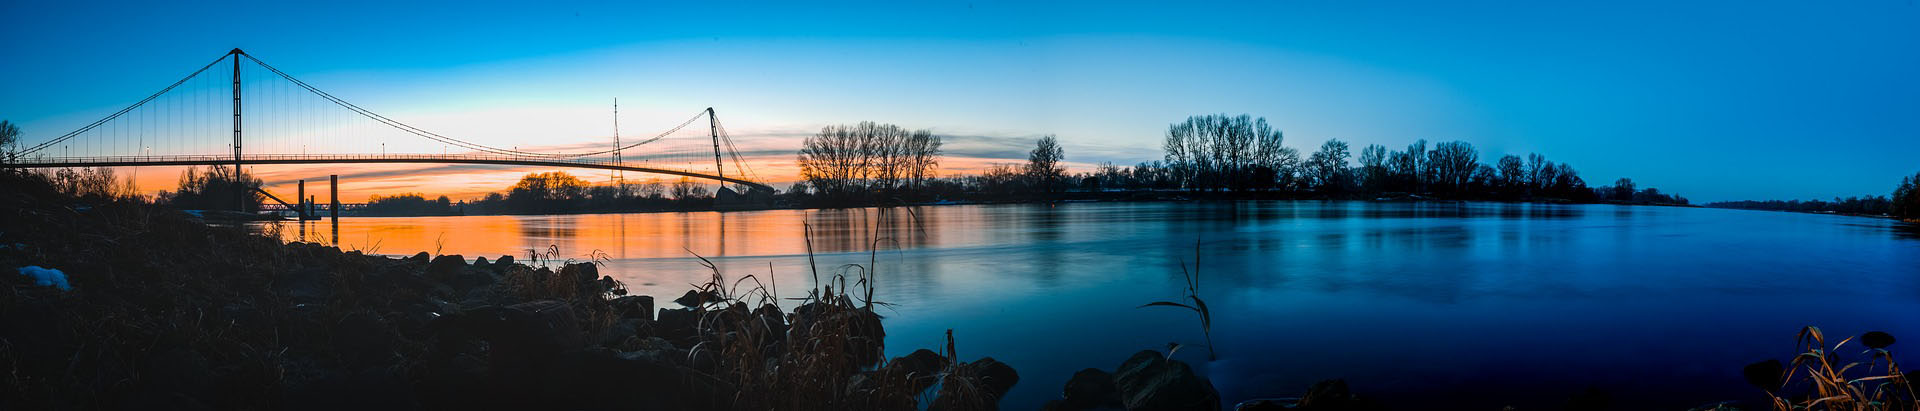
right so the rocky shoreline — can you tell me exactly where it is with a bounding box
[2,171,1027,410]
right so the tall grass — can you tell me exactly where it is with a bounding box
[1140,237,1217,361]
[1748,326,1916,411]
[676,214,998,410]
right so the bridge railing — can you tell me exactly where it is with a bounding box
[11,153,644,165]
[8,153,771,191]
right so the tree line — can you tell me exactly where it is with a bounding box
[466,171,717,214]
[1708,171,1920,220]
[14,115,1920,219]
[794,121,942,204]
[781,114,1703,206]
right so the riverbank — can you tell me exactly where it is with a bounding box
[0,171,1020,410]
[292,189,1701,219]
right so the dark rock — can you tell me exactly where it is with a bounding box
[753,303,789,339]
[142,345,213,399]
[673,289,721,307]
[1743,359,1784,389]
[559,263,600,294]
[393,302,443,336]
[1234,398,1291,411]
[280,368,416,411]
[1863,331,1896,349]
[1300,379,1354,410]
[279,267,333,304]
[417,353,489,410]
[964,357,1020,398]
[600,276,625,296]
[1063,368,1120,409]
[425,254,467,283]
[786,304,887,368]
[1112,350,1219,411]
[547,348,690,410]
[655,307,700,341]
[453,300,584,374]
[218,302,269,329]
[610,295,653,320]
[408,251,431,264]
[876,348,949,393]
[494,255,514,268]
[929,357,1019,410]
[332,311,399,366]
[891,349,949,379]
[473,256,489,266]
[601,318,644,347]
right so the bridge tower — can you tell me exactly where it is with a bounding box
[230,48,245,212]
[611,98,623,185]
[709,107,723,182]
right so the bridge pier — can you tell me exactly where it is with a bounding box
[330,175,339,241]
[297,180,306,220]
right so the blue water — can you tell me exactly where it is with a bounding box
[291,201,1920,409]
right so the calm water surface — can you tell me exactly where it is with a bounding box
[271,201,1920,409]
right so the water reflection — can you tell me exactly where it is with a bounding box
[257,201,1920,409]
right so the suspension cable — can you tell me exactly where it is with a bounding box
[20,53,231,156]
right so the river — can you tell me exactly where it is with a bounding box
[267,201,1920,409]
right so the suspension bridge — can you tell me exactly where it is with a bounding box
[5,48,773,211]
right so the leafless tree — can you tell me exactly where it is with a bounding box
[1026,135,1066,193]
[797,122,942,200]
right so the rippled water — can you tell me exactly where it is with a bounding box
[269,201,1920,409]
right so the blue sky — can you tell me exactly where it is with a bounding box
[2,1,1916,201]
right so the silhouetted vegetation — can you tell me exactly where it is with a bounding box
[0,119,19,162]
[30,167,139,201]
[1162,114,1294,192]
[466,171,717,214]
[1895,171,1920,221]
[156,165,263,211]
[775,113,1699,208]
[1709,170,1920,220]
[362,193,457,216]
[1741,327,1916,410]
[1708,197,1893,216]
[1027,135,1066,195]
[0,170,1016,410]
[796,122,942,205]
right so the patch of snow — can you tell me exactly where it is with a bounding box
[17,266,71,291]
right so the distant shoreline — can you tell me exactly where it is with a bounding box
[242,193,1711,220]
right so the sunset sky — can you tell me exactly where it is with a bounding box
[3,1,1916,202]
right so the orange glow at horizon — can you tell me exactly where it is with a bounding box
[108,155,1100,203]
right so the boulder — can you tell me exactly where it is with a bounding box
[332,311,399,366]
[929,357,1019,410]
[962,357,1020,399]
[473,256,489,266]
[878,348,949,393]
[609,295,654,320]
[559,263,600,294]
[1113,350,1219,411]
[278,267,334,304]
[601,318,645,347]
[493,255,514,268]
[454,300,584,374]
[1062,368,1120,409]
[425,254,467,283]
[407,251,431,264]
[673,289,722,308]
[655,307,701,342]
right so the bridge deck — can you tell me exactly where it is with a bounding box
[11,154,771,191]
